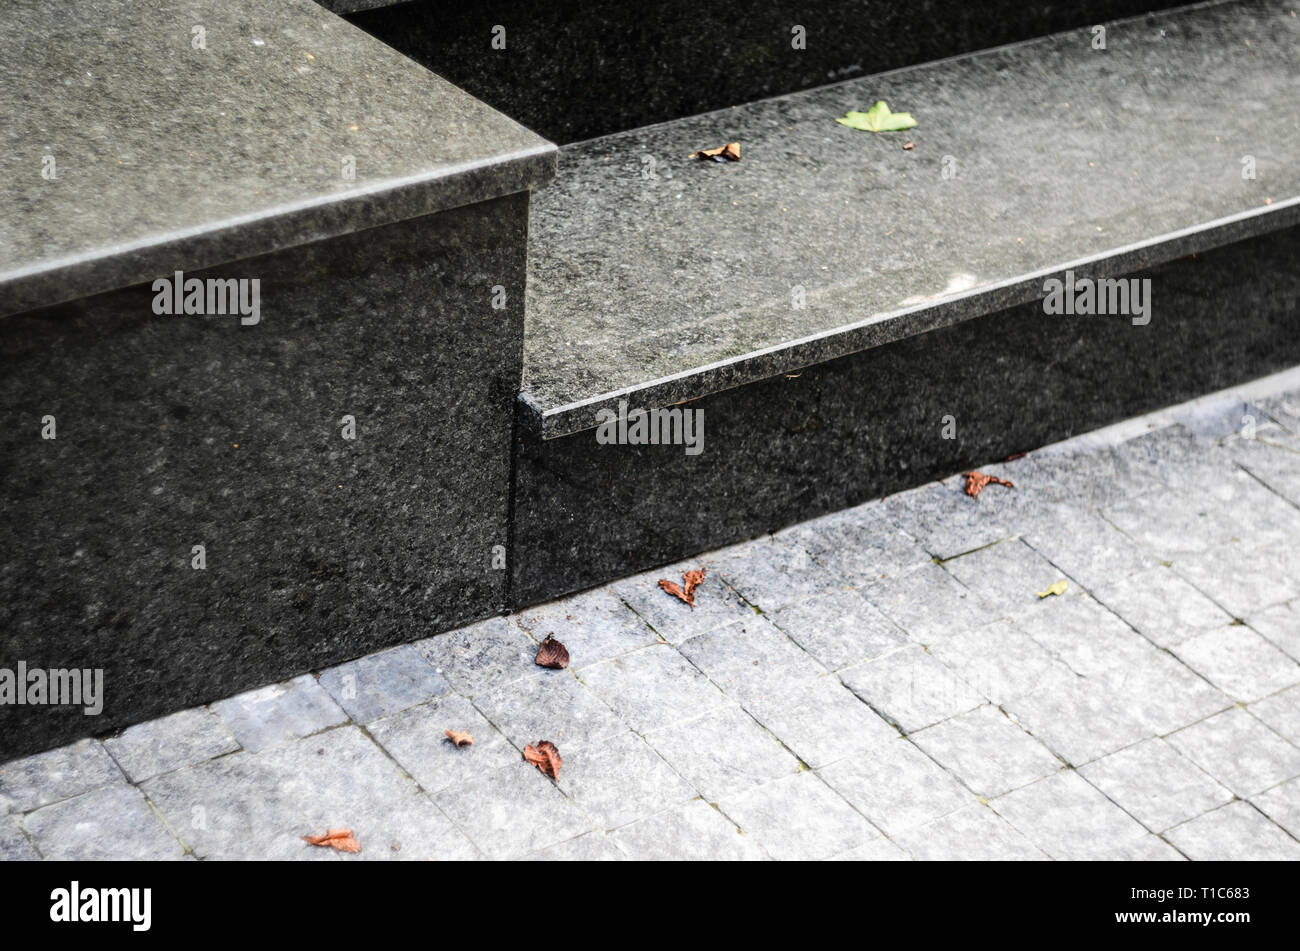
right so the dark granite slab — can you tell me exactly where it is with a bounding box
[512,225,1300,605]
[346,0,1188,144]
[0,0,554,317]
[0,194,527,760]
[521,0,1300,438]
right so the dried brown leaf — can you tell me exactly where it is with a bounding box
[523,740,563,779]
[962,470,1015,499]
[302,828,361,853]
[445,729,475,747]
[534,634,570,670]
[658,578,691,606]
[902,140,915,150]
[681,567,706,600]
[689,141,741,162]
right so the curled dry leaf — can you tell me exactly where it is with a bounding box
[658,578,690,606]
[534,634,570,670]
[689,141,741,162]
[302,828,361,854]
[523,740,563,779]
[659,567,707,607]
[962,470,1015,499]
[445,728,475,747]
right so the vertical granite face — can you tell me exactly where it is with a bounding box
[347,0,1187,144]
[0,193,528,759]
[510,226,1300,605]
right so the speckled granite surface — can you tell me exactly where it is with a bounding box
[521,0,1300,437]
[513,226,1300,604]
[0,0,554,316]
[0,194,528,760]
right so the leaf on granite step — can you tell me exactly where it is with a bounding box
[659,578,690,606]
[1036,580,1068,599]
[962,470,1015,499]
[689,141,741,162]
[523,740,563,779]
[836,101,918,133]
[534,634,570,670]
[302,828,361,853]
[445,729,475,747]
[682,567,706,600]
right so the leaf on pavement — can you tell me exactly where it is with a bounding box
[836,101,918,133]
[689,141,741,162]
[1036,579,1069,599]
[302,828,361,853]
[659,567,707,607]
[445,729,475,747]
[523,740,563,779]
[962,470,1015,499]
[534,634,570,670]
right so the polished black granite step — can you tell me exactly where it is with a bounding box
[519,0,1300,439]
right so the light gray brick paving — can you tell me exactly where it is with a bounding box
[942,538,1080,621]
[1002,663,1151,766]
[1100,835,1187,861]
[470,670,625,754]
[211,675,348,753]
[1103,488,1238,561]
[882,479,1013,560]
[1171,625,1300,702]
[989,770,1150,860]
[1257,390,1300,434]
[1248,601,1300,662]
[644,704,801,801]
[894,804,1047,861]
[1020,507,1158,593]
[0,815,39,860]
[521,831,628,861]
[1111,425,1243,495]
[318,642,452,723]
[1096,652,1232,737]
[367,694,518,794]
[22,784,185,860]
[838,645,984,734]
[1164,800,1300,861]
[745,677,899,769]
[1078,738,1233,833]
[0,738,123,813]
[717,770,880,861]
[767,588,908,671]
[1013,594,1163,679]
[676,616,827,709]
[413,616,536,698]
[777,501,932,587]
[909,705,1062,798]
[610,558,753,644]
[554,731,696,830]
[1173,542,1300,620]
[1022,444,1159,508]
[1252,777,1300,839]
[577,643,727,734]
[104,708,240,783]
[1165,707,1300,798]
[1249,686,1300,745]
[818,736,975,837]
[434,762,592,860]
[826,836,911,861]
[861,563,998,645]
[612,797,767,860]
[710,534,842,611]
[927,618,1059,706]
[1094,566,1234,648]
[510,587,658,668]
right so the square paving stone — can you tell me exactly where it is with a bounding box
[882,479,1013,560]
[1171,625,1300,702]
[894,804,1047,861]
[367,694,518,794]
[777,501,933,588]
[942,539,1080,622]
[211,674,348,753]
[746,677,899,769]
[142,727,471,861]
[1002,663,1152,766]
[521,831,628,861]
[825,837,912,861]
[610,557,754,645]
[1163,800,1300,861]
[909,705,1062,798]
[1166,708,1300,798]
[1020,507,1159,594]
[838,645,984,734]
[0,815,39,860]
[104,707,240,782]
[1093,566,1234,648]
[412,616,537,698]
[1173,542,1300,620]
[577,643,727,734]
[717,770,879,861]
[1098,834,1187,861]
[471,671,626,753]
[1249,686,1300,744]
[611,797,766,861]
[554,731,697,830]
[677,616,827,709]
[861,563,998,645]
[1078,738,1232,833]
[1195,465,1300,550]
[1103,488,1239,561]
[318,642,453,723]
[644,703,801,801]
[989,770,1150,860]
[23,784,185,860]
[0,738,123,813]
[1013,594,1162,679]
[818,737,974,837]
[927,618,1059,706]
[1094,650,1232,737]
[1252,776,1300,838]
[767,588,908,671]
[1248,601,1300,661]
[710,534,843,612]
[510,587,659,668]
[434,761,593,860]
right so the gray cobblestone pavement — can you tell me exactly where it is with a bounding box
[4,371,1300,861]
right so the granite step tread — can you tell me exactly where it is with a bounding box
[0,0,555,317]
[521,0,1300,438]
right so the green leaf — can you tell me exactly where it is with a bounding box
[836,100,918,133]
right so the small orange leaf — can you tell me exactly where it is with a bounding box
[962,471,1015,499]
[689,141,741,162]
[445,729,475,747]
[658,578,690,606]
[534,634,570,670]
[523,740,562,779]
[682,567,706,600]
[303,828,361,853]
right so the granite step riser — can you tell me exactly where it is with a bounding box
[0,194,528,760]
[510,224,1300,606]
[342,0,1185,144]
